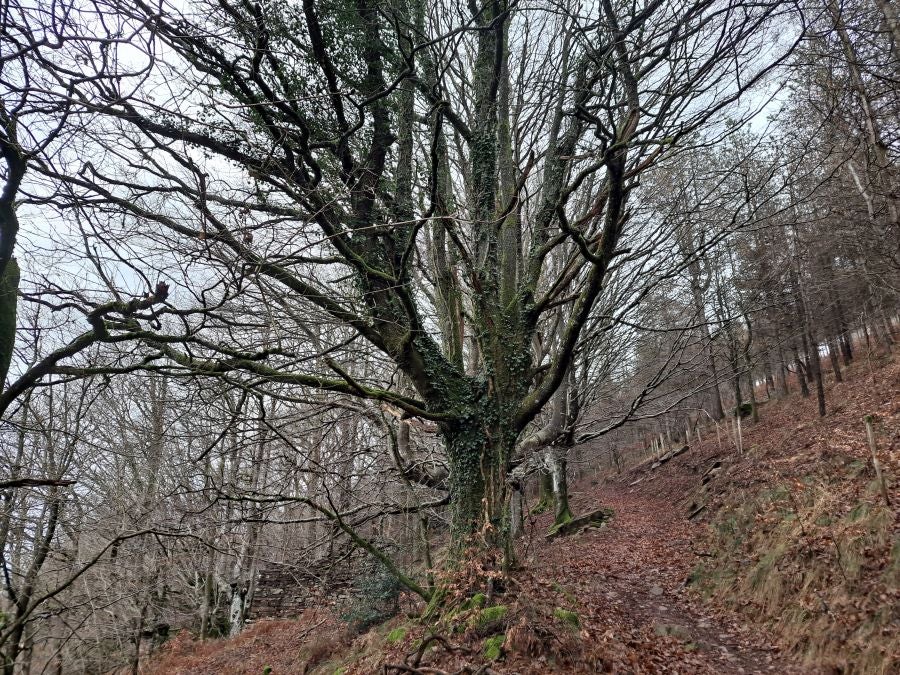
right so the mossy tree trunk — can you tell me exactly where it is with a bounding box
[534,470,554,514]
[546,447,572,527]
[445,420,516,551]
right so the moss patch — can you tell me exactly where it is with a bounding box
[482,634,505,660]
[547,511,573,536]
[553,607,579,629]
[474,605,508,632]
[460,592,487,611]
[386,627,407,643]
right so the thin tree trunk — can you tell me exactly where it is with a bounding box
[131,603,148,675]
[793,341,810,398]
[827,335,843,383]
[807,328,827,417]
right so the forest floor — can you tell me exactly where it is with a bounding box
[146,352,899,674]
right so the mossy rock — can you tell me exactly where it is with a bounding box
[553,607,579,629]
[474,605,508,632]
[546,510,573,536]
[386,627,407,643]
[482,634,505,661]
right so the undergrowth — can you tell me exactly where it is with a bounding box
[691,467,899,674]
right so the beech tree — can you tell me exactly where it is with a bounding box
[5,0,801,582]
[1,2,898,670]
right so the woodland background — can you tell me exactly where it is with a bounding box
[0,0,897,672]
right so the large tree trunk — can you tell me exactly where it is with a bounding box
[445,421,513,555]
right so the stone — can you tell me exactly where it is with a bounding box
[654,623,691,640]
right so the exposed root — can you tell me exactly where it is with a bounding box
[382,634,487,674]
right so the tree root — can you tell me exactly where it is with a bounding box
[383,633,500,675]
[545,507,613,539]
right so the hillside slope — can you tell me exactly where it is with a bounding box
[145,356,899,674]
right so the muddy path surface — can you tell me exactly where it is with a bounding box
[527,460,805,674]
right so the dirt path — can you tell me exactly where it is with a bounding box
[530,480,802,674]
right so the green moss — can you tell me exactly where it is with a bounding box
[461,592,487,611]
[547,510,574,536]
[553,607,579,629]
[475,605,508,630]
[421,585,448,621]
[847,459,867,477]
[482,634,505,660]
[386,627,407,643]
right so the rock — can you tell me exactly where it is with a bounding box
[649,585,665,596]
[654,623,691,640]
[652,446,690,470]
